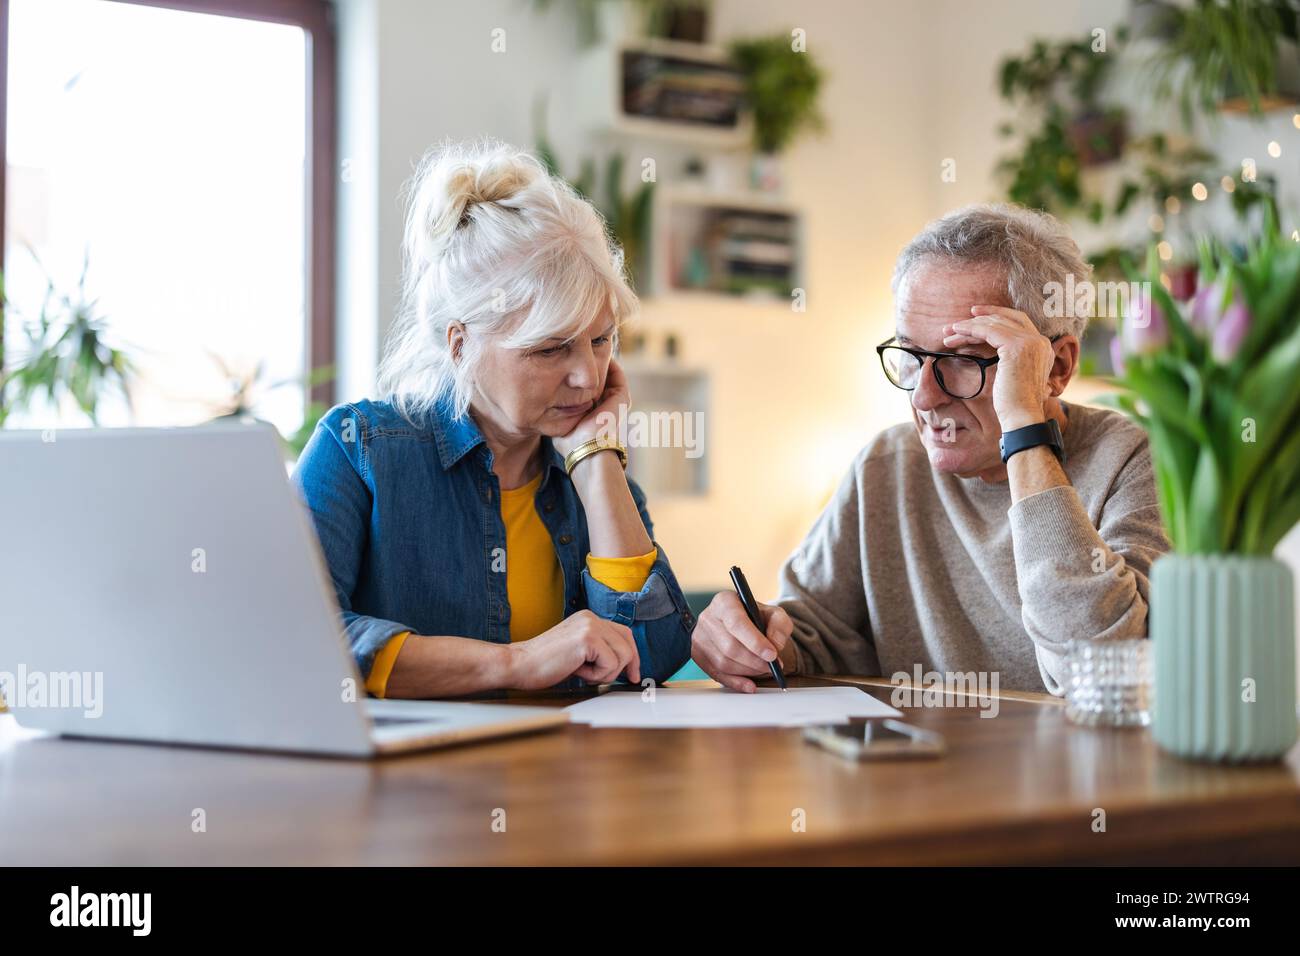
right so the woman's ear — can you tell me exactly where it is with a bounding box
[446,321,466,365]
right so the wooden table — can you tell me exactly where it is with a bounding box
[2,676,1297,865]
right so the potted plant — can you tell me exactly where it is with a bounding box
[1001,34,1129,164]
[1106,218,1300,761]
[0,253,134,427]
[998,108,1099,222]
[996,33,1130,223]
[1128,0,1183,41]
[201,352,334,461]
[1151,0,1300,126]
[728,33,825,192]
[534,0,712,45]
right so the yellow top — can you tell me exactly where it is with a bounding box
[500,475,566,644]
[365,473,657,697]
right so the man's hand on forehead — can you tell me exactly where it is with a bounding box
[946,305,1059,432]
[943,305,1042,350]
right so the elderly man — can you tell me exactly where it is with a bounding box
[691,203,1170,695]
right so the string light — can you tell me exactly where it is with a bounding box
[1220,176,1235,193]
[1157,241,1173,261]
[1165,196,1181,214]
[1148,213,1165,232]
[1268,141,1282,158]
[1191,182,1208,201]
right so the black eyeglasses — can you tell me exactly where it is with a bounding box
[876,336,1000,400]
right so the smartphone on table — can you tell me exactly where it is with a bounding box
[803,718,945,760]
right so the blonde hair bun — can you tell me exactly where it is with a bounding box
[414,140,545,256]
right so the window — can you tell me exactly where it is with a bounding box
[0,0,335,439]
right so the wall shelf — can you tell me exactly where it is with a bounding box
[572,37,751,149]
[619,361,709,498]
[648,185,804,301]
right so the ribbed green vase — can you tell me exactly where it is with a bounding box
[1151,555,1298,761]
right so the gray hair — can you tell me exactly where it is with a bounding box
[378,138,638,423]
[890,203,1092,338]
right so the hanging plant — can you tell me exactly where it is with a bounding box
[996,32,1130,222]
[1149,0,1300,126]
[728,33,826,155]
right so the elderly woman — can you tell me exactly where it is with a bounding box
[293,140,692,698]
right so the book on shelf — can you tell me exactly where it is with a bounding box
[621,51,745,128]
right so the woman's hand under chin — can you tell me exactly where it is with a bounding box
[550,358,630,460]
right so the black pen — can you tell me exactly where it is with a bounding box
[729,565,787,691]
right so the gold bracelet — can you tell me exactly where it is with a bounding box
[564,437,628,476]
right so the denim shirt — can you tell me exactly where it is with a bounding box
[291,396,694,690]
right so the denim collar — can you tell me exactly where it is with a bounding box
[429,395,484,470]
[428,395,567,482]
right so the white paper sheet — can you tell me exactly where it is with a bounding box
[564,685,901,728]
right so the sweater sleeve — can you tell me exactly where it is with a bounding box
[1007,441,1170,696]
[775,457,879,676]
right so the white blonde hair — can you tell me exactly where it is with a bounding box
[891,203,1092,338]
[378,138,639,422]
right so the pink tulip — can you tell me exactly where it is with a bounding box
[1189,282,1222,333]
[1122,290,1169,355]
[1211,300,1251,362]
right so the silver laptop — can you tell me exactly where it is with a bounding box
[0,421,568,756]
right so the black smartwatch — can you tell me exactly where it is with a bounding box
[999,419,1065,464]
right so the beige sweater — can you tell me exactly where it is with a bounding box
[776,401,1171,694]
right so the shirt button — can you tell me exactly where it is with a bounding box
[569,597,579,608]
[544,501,555,513]
[559,534,573,545]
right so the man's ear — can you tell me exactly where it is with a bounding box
[1047,334,1081,397]
[446,321,466,365]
